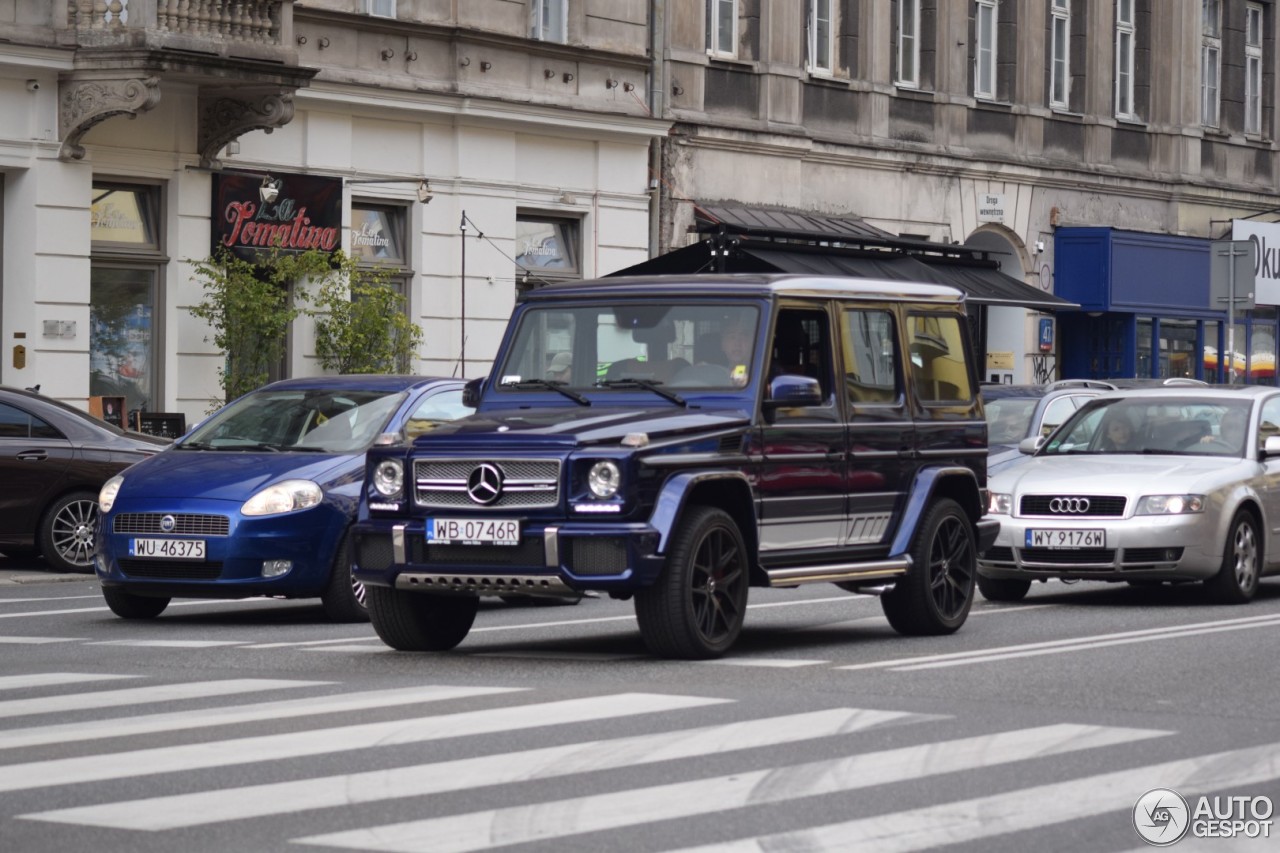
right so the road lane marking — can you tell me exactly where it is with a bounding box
[0,684,521,751]
[838,611,1280,671]
[0,636,84,644]
[662,740,1280,853]
[291,723,1169,853]
[0,673,138,691]
[24,707,939,830]
[85,639,251,648]
[0,678,328,720]
[0,692,727,792]
[0,598,282,619]
[699,657,829,668]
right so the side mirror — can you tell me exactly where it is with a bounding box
[1263,435,1280,458]
[765,375,823,408]
[461,378,483,408]
[1018,436,1044,455]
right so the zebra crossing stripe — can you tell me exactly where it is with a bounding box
[0,692,727,793]
[0,685,523,751]
[0,679,328,720]
[661,740,1280,853]
[0,673,138,691]
[292,722,1171,853]
[23,707,936,831]
[0,636,83,645]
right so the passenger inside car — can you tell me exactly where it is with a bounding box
[1099,417,1140,452]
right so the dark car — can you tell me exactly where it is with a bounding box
[0,385,168,572]
[94,375,467,622]
[353,274,999,659]
[981,380,1117,476]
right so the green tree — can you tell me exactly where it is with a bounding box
[309,251,423,375]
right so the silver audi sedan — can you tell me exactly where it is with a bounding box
[979,385,1280,604]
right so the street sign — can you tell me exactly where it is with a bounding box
[1209,240,1255,312]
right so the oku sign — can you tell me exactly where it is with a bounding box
[212,173,342,263]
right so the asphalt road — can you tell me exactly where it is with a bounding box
[1,552,1277,853]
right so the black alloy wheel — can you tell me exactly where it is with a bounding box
[882,498,976,635]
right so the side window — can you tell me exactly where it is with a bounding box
[769,308,835,405]
[841,308,899,404]
[1258,397,1280,449]
[0,403,30,438]
[404,390,468,440]
[907,314,973,403]
[1040,395,1079,436]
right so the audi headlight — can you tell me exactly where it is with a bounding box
[988,492,1012,515]
[587,460,621,499]
[372,459,404,498]
[1136,494,1205,515]
[99,475,124,514]
[242,479,323,516]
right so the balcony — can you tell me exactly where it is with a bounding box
[57,1,316,165]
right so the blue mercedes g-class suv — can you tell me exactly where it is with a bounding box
[352,274,999,659]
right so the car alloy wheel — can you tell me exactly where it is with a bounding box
[41,492,98,573]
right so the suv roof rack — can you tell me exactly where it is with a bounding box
[1044,379,1118,391]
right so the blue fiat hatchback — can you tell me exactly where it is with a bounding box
[94,375,467,622]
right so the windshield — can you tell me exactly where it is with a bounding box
[1041,397,1253,458]
[984,397,1038,444]
[496,302,760,392]
[182,389,407,453]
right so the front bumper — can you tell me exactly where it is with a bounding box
[352,518,665,596]
[977,511,1221,582]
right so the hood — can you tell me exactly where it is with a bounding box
[412,405,752,450]
[117,449,358,501]
[986,445,1029,477]
[992,454,1248,494]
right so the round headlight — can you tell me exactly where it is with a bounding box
[373,459,404,497]
[99,475,124,514]
[587,460,621,499]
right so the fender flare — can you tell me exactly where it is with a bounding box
[649,469,756,553]
[888,466,982,557]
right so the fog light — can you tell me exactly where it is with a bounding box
[261,559,292,578]
[95,554,107,575]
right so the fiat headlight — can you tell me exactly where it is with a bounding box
[587,460,621,499]
[1136,494,1205,515]
[988,492,1012,515]
[372,459,404,497]
[242,479,323,516]
[99,475,124,513]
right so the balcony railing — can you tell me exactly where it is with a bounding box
[65,1,291,51]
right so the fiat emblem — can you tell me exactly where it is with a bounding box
[467,463,504,505]
[159,514,177,532]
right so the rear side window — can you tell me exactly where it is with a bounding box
[0,402,61,439]
[840,308,899,404]
[907,314,973,403]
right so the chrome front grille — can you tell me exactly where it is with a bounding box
[413,458,560,510]
[1019,495,1127,517]
[113,513,230,536]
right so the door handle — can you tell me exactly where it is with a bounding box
[17,451,47,462]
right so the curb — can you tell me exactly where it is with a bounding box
[0,572,94,586]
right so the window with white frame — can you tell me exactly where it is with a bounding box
[1202,0,1222,128]
[808,0,833,74]
[974,0,998,100]
[706,0,737,57]
[1115,0,1136,118]
[1050,0,1071,108]
[364,0,395,18]
[897,0,921,87]
[531,0,567,44]
[1247,2,1264,135]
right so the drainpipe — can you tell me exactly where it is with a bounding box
[647,1,665,258]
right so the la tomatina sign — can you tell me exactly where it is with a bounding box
[212,173,342,263]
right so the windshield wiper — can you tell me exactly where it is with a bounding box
[175,441,215,451]
[224,442,284,453]
[500,379,591,406]
[596,378,687,406]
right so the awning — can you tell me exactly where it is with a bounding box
[611,241,1078,311]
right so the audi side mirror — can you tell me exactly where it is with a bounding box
[1263,435,1280,458]
[1018,436,1044,455]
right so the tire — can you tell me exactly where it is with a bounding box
[366,585,477,651]
[102,586,170,619]
[38,491,98,574]
[634,505,749,660]
[1205,510,1260,604]
[319,530,369,623]
[882,498,976,635]
[977,574,1031,602]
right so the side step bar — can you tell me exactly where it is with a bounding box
[764,557,910,588]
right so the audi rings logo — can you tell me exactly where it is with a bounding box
[467,463,504,505]
[1049,497,1091,514]
[159,514,177,533]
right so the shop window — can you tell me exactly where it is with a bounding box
[515,215,581,293]
[90,183,162,420]
[1136,317,1153,377]
[531,0,567,44]
[1159,319,1197,379]
[1204,319,1222,382]
[351,204,407,268]
[1250,314,1276,385]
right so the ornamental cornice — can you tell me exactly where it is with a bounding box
[198,90,296,168]
[58,76,161,161]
